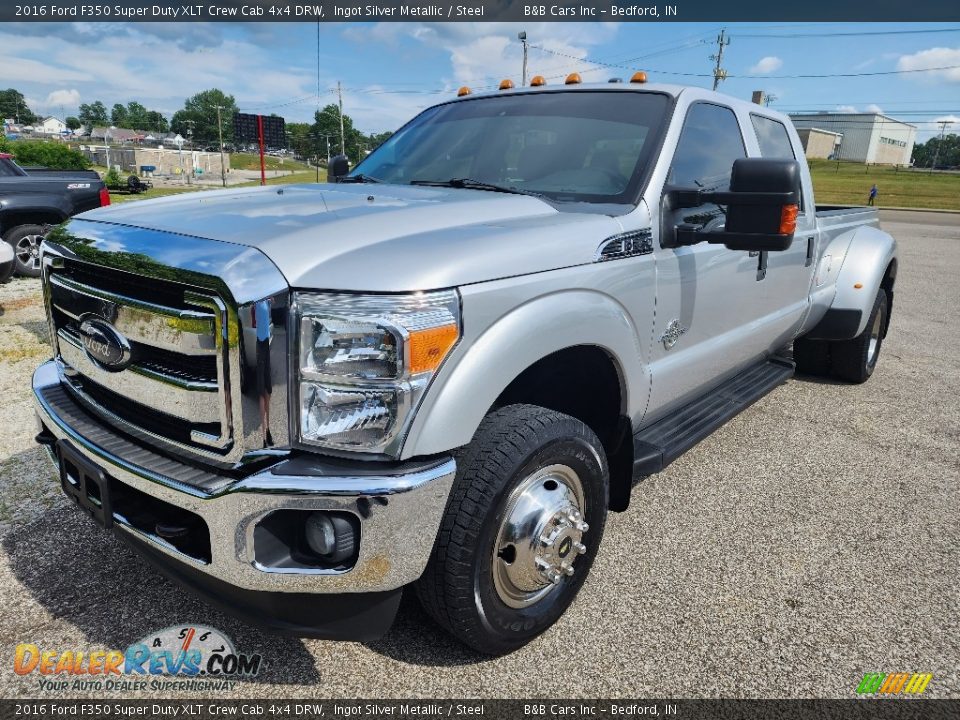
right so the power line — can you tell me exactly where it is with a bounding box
[738,27,960,38]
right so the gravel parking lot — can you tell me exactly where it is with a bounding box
[0,210,956,699]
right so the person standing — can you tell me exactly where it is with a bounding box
[868,183,879,206]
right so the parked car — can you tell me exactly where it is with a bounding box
[33,80,896,654]
[0,153,109,277]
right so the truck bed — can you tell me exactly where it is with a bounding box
[816,205,880,238]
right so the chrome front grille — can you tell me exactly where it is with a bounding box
[47,261,235,460]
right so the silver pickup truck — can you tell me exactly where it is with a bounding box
[33,79,896,655]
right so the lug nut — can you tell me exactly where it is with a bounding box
[575,542,587,555]
[563,565,575,576]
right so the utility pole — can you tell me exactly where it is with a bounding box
[214,105,226,187]
[337,81,346,157]
[184,119,195,185]
[930,120,952,173]
[710,28,730,91]
[518,31,529,86]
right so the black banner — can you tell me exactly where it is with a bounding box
[2,0,959,23]
[2,700,959,720]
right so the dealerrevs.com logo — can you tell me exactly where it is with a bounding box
[14,625,265,693]
[856,673,933,696]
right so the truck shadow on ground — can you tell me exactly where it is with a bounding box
[3,501,320,685]
[364,594,490,667]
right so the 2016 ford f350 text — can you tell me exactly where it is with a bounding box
[33,80,896,654]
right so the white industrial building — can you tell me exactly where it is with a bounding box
[788,112,916,166]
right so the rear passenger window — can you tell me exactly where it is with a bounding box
[669,103,746,192]
[750,115,795,159]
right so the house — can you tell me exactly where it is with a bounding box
[37,117,67,135]
[89,126,146,144]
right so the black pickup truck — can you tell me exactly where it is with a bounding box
[0,153,109,277]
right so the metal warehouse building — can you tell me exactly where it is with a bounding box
[788,112,916,166]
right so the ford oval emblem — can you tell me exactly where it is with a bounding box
[78,317,131,371]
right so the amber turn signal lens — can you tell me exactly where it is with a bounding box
[779,204,799,234]
[409,324,459,374]
[499,79,515,90]
[630,71,648,84]
[457,86,471,97]
[530,75,546,86]
[565,73,582,85]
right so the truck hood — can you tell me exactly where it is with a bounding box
[78,183,623,291]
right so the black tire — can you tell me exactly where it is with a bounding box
[416,404,609,655]
[793,335,831,377]
[829,288,888,384]
[3,224,46,278]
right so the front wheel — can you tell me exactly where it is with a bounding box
[416,404,608,655]
[3,224,47,278]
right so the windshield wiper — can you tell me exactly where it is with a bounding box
[410,177,543,198]
[339,173,382,183]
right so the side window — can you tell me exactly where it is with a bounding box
[668,103,746,231]
[750,114,795,159]
[750,114,805,211]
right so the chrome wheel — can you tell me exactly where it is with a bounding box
[492,463,589,609]
[15,233,43,272]
[866,302,883,369]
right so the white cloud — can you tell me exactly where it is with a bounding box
[896,47,960,83]
[865,104,884,114]
[749,56,783,74]
[44,89,81,108]
[835,105,858,113]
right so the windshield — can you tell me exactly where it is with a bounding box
[351,90,670,204]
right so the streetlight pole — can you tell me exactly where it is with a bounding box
[215,104,227,187]
[518,31,528,86]
[337,81,346,156]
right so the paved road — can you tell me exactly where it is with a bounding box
[0,211,956,699]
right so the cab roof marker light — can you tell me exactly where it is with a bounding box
[499,79,515,91]
[630,71,648,84]
[530,76,547,87]
[565,73,582,85]
[457,86,472,97]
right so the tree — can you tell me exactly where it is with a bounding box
[911,132,960,169]
[65,116,82,130]
[311,104,369,164]
[78,101,109,130]
[0,88,37,125]
[171,89,238,148]
[110,103,128,127]
[144,110,169,133]
[5,140,90,170]
[286,122,314,160]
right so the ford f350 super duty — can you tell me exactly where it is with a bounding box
[33,79,896,655]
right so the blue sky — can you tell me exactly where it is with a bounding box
[1,21,958,140]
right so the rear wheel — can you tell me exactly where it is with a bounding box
[416,404,608,655]
[4,224,46,278]
[829,288,888,384]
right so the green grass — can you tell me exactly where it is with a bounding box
[809,159,960,211]
[109,186,203,203]
[235,170,324,188]
[230,153,309,172]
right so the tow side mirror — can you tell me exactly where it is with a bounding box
[664,158,801,252]
[327,155,350,183]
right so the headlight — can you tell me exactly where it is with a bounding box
[295,290,460,454]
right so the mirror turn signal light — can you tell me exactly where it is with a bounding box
[630,71,648,84]
[530,75,546,86]
[565,73,582,85]
[499,79,515,90]
[457,86,471,97]
[409,324,459,374]
[779,204,799,235]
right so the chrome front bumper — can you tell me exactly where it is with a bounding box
[33,360,456,595]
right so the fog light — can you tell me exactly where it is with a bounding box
[304,512,357,564]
